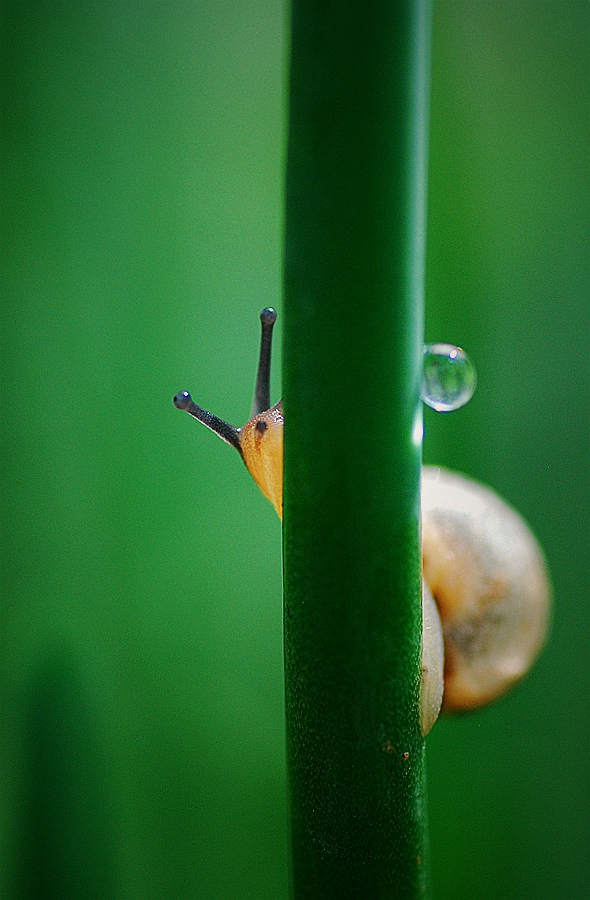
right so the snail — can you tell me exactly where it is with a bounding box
[174,309,551,735]
[174,308,283,517]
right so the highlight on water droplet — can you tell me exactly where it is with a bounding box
[421,343,477,412]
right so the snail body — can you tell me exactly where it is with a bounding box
[174,309,551,735]
[173,309,285,518]
[238,401,284,517]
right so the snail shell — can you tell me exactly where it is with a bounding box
[421,466,551,715]
[420,579,445,735]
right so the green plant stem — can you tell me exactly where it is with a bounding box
[283,1,432,896]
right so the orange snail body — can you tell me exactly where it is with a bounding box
[239,402,284,517]
[174,309,551,735]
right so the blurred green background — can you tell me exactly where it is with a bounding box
[1,2,587,897]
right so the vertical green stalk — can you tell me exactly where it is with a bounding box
[283,1,432,896]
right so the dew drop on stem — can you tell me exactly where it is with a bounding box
[421,343,477,412]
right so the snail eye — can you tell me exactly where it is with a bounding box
[173,390,192,410]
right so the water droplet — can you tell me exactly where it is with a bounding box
[421,343,477,412]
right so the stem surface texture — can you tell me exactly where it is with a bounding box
[283,0,432,896]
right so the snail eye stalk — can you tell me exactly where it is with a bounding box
[173,391,242,455]
[251,307,277,417]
